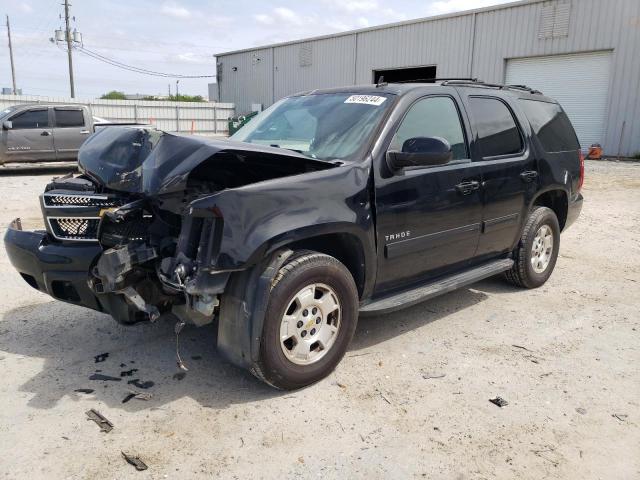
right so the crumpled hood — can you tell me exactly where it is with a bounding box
[78,127,335,195]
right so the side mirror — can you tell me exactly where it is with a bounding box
[386,136,452,170]
[2,120,12,130]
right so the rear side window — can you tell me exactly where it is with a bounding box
[519,100,580,152]
[10,109,49,129]
[55,109,85,128]
[391,96,468,160]
[468,97,523,158]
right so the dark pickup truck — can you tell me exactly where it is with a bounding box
[5,80,583,389]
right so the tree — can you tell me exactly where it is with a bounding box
[100,90,126,100]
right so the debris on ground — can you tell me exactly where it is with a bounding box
[130,391,153,401]
[122,393,136,404]
[85,409,114,433]
[173,372,186,381]
[120,369,138,377]
[89,373,121,382]
[121,452,148,471]
[421,371,446,379]
[511,344,534,352]
[575,407,587,415]
[489,397,509,408]
[612,413,628,422]
[94,353,109,363]
[74,388,95,394]
[127,379,154,389]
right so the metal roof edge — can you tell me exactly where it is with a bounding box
[214,0,545,57]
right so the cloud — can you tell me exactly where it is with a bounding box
[161,2,191,19]
[322,0,379,12]
[19,2,33,14]
[255,7,308,26]
[426,0,513,16]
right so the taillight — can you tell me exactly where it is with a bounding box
[578,150,585,191]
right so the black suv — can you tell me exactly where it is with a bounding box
[5,80,583,389]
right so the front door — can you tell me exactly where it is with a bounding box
[373,94,484,294]
[5,107,55,162]
[53,107,89,160]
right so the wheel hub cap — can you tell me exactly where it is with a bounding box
[279,283,341,365]
[531,224,554,274]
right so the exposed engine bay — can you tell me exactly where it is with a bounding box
[42,128,337,326]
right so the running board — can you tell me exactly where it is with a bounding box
[360,258,513,315]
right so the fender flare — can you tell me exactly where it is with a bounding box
[216,248,293,373]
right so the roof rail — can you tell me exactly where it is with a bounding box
[388,77,543,94]
[393,77,478,84]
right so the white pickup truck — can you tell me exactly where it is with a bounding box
[0,104,146,165]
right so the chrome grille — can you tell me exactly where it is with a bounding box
[43,193,122,208]
[47,217,101,241]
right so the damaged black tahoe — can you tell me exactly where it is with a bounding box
[5,81,583,389]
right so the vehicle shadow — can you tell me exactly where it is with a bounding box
[351,287,489,351]
[0,286,490,411]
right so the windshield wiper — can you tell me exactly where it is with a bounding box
[269,144,306,155]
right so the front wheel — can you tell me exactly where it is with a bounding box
[256,251,359,390]
[505,206,560,289]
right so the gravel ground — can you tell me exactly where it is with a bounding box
[0,161,638,479]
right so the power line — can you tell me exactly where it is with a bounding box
[73,45,215,78]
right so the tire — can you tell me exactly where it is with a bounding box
[505,206,560,289]
[256,251,359,390]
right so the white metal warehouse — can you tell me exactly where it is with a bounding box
[214,0,640,156]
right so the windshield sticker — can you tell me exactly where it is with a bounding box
[344,95,387,106]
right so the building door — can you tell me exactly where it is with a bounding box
[505,51,612,151]
[373,65,437,84]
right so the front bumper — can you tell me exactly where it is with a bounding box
[4,218,103,311]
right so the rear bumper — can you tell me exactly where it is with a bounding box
[4,218,103,311]
[564,192,583,231]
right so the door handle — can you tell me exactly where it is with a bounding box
[40,131,51,136]
[80,130,90,134]
[520,170,538,182]
[455,180,480,195]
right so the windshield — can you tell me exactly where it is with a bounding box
[0,106,19,120]
[231,93,394,161]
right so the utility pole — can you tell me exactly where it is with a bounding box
[63,0,75,97]
[5,15,17,94]
[176,80,179,100]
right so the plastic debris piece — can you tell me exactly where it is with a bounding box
[74,388,95,394]
[94,352,109,363]
[89,373,121,382]
[127,379,154,389]
[122,393,136,404]
[120,369,138,377]
[122,452,148,471]
[86,409,113,432]
[489,397,509,408]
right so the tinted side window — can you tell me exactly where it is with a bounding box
[55,109,85,128]
[468,97,523,157]
[392,96,468,160]
[519,100,579,152]
[10,109,49,129]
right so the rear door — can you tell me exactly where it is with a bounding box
[462,94,537,257]
[5,107,55,162]
[52,107,90,160]
[373,92,484,294]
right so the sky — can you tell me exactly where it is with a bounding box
[1,0,513,99]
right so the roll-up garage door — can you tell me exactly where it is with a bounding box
[505,51,612,150]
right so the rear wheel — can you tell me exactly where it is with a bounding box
[505,206,560,289]
[256,251,358,390]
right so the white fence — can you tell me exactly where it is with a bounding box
[0,94,235,135]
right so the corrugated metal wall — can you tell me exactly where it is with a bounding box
[217,0,640,156]
[0,94,235,134]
